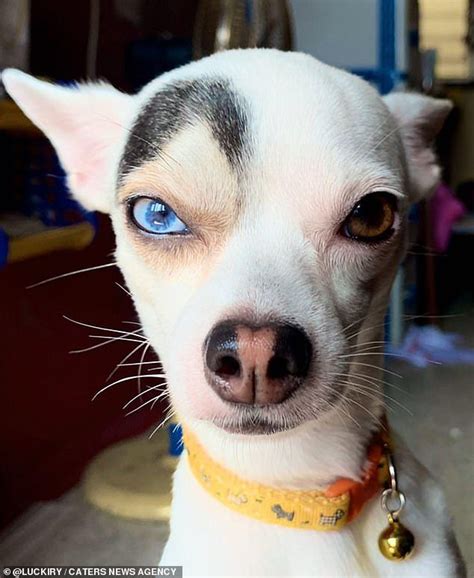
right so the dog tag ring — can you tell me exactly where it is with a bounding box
[378,445,415,561]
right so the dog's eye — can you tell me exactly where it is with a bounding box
[342,192,397,242]
[129,197,189,235]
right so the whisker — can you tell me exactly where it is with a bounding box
[150,386,169,410]
[341,351,441,365]
[70,329,145,354]
[88,334,146,344]
[119,360,162,367]
[348,340,388,350]
[148,408,176,439]
[345,318,389,342]
[64,315,144,336]
[115,282,132,296]
[125,390,170,417]
[27,262,116,289]
[342,394,385,427]
[345,361,403,379]
[332,397,362,429]
[137,341,152,396]
[106,340,148,382]
[335,378,411,415]
[123,384,166,410]
[92,372,166,400]
[341,304,388,337]
[312,382,363,429]
[329,371,407,394]
[346,312,464,346]
[344,385,398,415]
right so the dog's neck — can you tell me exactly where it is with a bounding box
[187,400,384,490]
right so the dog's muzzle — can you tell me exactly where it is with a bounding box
[204,320,312,405]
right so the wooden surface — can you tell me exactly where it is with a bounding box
[0,99,41,135]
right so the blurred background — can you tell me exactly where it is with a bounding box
[0,0,473,571]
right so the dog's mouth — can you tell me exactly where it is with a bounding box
[206,379,346,435]
[212,414,293,435]
[209,399,317,435]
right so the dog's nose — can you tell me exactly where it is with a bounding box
[204,321,312,405]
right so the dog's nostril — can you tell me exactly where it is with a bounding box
[267,356,289,379]
[274,325,312,379]
[215,355,241,378]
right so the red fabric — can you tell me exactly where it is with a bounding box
[324,439,385,522]
[1,215,164,529]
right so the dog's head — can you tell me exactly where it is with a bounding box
[3,50,450,449]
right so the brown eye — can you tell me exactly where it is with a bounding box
[342,192,397,242]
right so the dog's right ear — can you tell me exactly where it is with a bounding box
[2,69,134,213]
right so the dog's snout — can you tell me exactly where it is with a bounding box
[204,321,312,405]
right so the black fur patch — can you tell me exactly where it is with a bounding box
[119,78,249,177]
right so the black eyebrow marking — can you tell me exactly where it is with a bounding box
[119,77,250,179]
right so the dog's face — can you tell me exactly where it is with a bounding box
[3,50,451,440]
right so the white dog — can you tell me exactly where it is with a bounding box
[3,49,465,577]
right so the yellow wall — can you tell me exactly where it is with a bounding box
[419,0,471,79]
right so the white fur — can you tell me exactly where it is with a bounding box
[2,49,461,577]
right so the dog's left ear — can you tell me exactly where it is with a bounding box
[383,92,452,201]
[2,69,134,213]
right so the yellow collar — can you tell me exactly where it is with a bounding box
[182,427,390,531]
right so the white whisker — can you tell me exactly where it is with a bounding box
[343,394,384,425]
[346,361,403,379]
[28,262,116,289]
[122,383,166,409]
[335,378,411,415]
[106,341,149,381]
[125,391,169,416]
[348,340,388,350]
[70,329,145,354]
[150,386,170,410]
[148,406,176,439]
[88,334,146,344]
[119,360,162,367]
[341,351,427,362]
[329,371,407,395]
[64,315,144,336]
[92,373,165,400]
[115,282,132,296]
[137,341,152,395]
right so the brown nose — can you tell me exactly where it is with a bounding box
[204,321,312,405]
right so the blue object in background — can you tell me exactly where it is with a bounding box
[0,228,9,266]
[168,423,184,457]
[351,0,404,95]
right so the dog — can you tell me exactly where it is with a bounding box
[3,49,465,577]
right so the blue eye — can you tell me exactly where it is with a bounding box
[130,197,189,235]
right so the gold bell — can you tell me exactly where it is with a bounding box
[378,515,415,561]
[378,442,415,561]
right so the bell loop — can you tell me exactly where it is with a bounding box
[381,487,406,518]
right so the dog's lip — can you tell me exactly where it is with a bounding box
[205,378,343,435]
[210,413,302,435]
